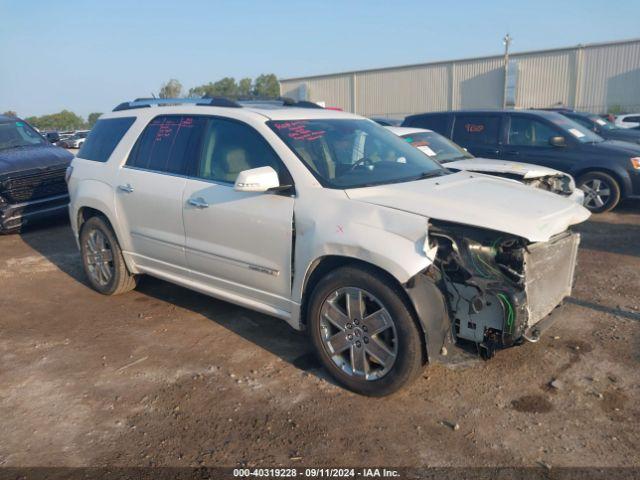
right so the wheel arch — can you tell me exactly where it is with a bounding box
[75,204,138,274]
[299,255,440,364]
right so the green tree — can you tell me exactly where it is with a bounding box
[26,110,85,131]
[237,77,253,97]
[86,112,103,128]
[159,79,183,98]
[253,73,280,97]
[189,77,238,97]
[2,110,17,117]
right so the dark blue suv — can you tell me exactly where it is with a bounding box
[0,115,73,233]
[403,110,640,212]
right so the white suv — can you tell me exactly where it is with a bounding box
[68,98,590,396]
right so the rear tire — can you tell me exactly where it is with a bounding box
[577,171,621,213]
[79,216,137,295]
[307,265,424,396]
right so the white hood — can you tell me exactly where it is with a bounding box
[346,171,590,242]
[444,157,564,179]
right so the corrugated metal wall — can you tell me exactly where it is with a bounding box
[280,39,640,118]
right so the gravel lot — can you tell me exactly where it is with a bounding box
[1,202,639,468]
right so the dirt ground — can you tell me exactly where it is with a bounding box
[1,201,639,469]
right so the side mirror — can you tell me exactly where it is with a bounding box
[549,136,567,147]
[234,166,280,193]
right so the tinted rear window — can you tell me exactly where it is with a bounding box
[403,114,450,135]
[78,117,135,162]
[126,115,206,175]
[452,115,501,145]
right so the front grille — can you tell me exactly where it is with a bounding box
[523,231,580,325]
[1,166,68,203]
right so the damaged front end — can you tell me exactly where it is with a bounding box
[420,220,580,359]
[524,173,574,197]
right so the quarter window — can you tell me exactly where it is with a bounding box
[452,115,501,145]
[508,117,559,146]
[196,118,287,184]
[126,115,205,175]
[78,117,135,162]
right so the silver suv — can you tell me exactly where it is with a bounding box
[67,98,590,396]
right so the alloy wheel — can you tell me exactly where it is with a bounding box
[581,178,611,210]
[84,228,115,286]
[318,287,398,380]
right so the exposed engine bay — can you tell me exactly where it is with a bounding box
[425,220,580,358]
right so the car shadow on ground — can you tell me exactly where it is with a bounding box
[567,297,640,322]
[17,220,335,384]
[134,276,341,383]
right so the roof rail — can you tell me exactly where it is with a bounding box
[112,96,322,112]
[112,97,241,112]
[237,97,323,109]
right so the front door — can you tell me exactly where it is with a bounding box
[502,115,579,173]
[182,117,295,312]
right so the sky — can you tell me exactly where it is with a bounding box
[1,0,639,119]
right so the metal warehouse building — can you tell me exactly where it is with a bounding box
[280,38,640,118]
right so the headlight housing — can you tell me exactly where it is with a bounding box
[631,157,640,170]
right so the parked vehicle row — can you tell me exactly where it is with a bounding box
[402,109,640,212]
[39,129,90,148]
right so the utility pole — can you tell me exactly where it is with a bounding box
[502,33,512,109]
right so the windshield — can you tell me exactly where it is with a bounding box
[269,119,447,188]
[400,131,473,163]
[549,115,604,143]
[0,120,47,150]
[587,114,616,131]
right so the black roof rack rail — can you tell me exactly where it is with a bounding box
[112,97,241,112]
[197,96,242,108]
[236,96,323,109]
[112,96,322,112]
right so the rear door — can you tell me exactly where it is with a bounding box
[451,113,503,158]
[115,115,206,276]
[182,117,295,312]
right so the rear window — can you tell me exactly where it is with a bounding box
[78,117,135,162]
[452,115,501,146]
[126,115,206,175]
[403,114,450,135]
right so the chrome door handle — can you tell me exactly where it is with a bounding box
[118,183,134,193]
[188,197,209,209]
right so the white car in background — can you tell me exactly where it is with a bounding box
[387,126,584,205]
[58,130,89,149]
[614,113,640,129]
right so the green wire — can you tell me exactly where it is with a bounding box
[497,293,514,333]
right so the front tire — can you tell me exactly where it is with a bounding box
[308,265,424,396]
[79,216,137,295]
[577,171,621,213]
